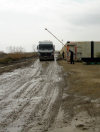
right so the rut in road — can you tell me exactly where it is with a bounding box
[0,60,64,132]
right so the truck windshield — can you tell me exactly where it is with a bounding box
[39,44,53,50]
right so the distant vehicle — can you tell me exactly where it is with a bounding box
[37,41,55,61]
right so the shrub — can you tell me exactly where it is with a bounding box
[0,52,38,64]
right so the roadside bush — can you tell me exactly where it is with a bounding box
[0,52,38,64]
[0,46,38,64]
[0,51,7,58]
[0,57,13,64]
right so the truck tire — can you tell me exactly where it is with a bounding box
[39,58,42,61]
[52,57,54,61]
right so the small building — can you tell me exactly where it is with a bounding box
[60,41,100,61]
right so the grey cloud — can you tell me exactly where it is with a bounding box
[60,0,100,27]
[0,0,100,51]
[67,13,100,26]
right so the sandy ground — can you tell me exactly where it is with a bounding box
[58,60,100,98]
[0,59,100,132]
[57,60,100,132]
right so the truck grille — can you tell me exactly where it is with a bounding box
[41,53,51,56]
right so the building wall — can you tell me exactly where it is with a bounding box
[77,42,100,58]
[60,41,100,60]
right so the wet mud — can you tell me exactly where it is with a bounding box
[0,59,100,132]
[0,60,63,132]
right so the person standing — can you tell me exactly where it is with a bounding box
[62,51,64,59]
[70,51,74,64]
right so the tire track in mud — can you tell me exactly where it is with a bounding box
[0,60,41,103]
[0,62,40,101]
[0,60,64,132]
[20,62,63,132]
[0,60,42,127]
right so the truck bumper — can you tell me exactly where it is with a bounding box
[39,55,54,61]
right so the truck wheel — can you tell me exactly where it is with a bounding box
[52,58,54,61]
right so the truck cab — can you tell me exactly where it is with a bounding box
[37,41,55,61]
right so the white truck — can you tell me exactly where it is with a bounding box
[37,41,55,61]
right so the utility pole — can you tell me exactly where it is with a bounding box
[45,28,65,47]
[45,28,73,61]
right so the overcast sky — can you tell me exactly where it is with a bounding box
[0,0,100,52]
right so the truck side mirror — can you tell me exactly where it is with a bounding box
[37,45,39,50]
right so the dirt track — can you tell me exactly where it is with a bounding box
[0,60,64,132]
[0,59,100,132]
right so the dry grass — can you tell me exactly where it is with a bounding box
[0,52,38,64]
[58,60,100,99]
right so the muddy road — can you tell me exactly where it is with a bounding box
[0,59,100,132]
[0,60,64,132]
